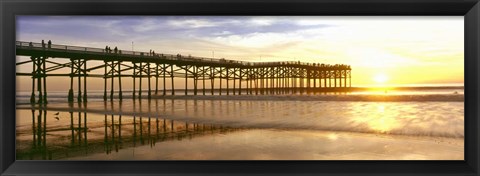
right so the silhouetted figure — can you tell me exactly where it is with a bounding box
[152,50,155,56]
[114,47,118,54]
[41,40,45,48]
[29,42,33,47]
[47,40,51,48]
[108,47,111,53]
[105,46,108,52]
[149,49,152,56]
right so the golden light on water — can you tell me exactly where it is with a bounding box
[327,133,339,140]
[369,116,397,133]
[351,104,400,133]
[368,105,398,133]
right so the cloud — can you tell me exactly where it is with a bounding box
[168,19,219,29]
[248,17,275,26]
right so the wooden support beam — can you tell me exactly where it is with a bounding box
[148,63,151,99]
[30,57,36,104]
[36,58,42,104]
[203,66,206,95]
[233,68,236,95]
[340,70,342,88]
[210,67,214,95]
[219,68,222,95]
[104,61,108,101]
[68,58,74,102]
[282,67,285,94]
[270,67,274,95]
[163,64,166,96]
[226,68,229,95]
[84,59,88,102]
[110,61,114,101]
[155,64,159,95]
[185,65,188,95]
[132,63,136,99]
[324,70,327,88]
[171,64,175,95]
[329,71,332,88]
[139,62,143,99]
[334,70,337,88]
[238,69,242,95]
[194,66,198,96]
[349,70,352,87]
[255,68,258,95]
[42,57,47,104]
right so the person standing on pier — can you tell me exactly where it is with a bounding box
[114,47,118,54]
[41,40,45,48]
[105,46,108,53]
[47,40,51,49]
[152,50,155,56]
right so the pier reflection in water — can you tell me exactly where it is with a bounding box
[16,101,238,160]
[16,97,464,160]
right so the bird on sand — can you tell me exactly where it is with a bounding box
[54,112,60,115]
[54,117,60,120]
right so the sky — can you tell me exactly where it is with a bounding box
[16,16,464,91]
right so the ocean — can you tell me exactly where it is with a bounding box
[15,86,464,160]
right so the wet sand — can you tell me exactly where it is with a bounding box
[66,129,463,160]
[16,97,464,160]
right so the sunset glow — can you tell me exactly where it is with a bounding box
[373,74,389,84]
[16,16,464,91]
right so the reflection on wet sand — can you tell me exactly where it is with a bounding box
[16,102,239,160]
[16,97,464,160]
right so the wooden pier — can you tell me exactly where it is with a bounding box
[16,41,352,104]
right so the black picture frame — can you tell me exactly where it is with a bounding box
[1,0,479,175]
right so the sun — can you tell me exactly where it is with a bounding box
[373,73,389,84]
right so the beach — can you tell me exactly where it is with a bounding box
[15,88,464,160]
